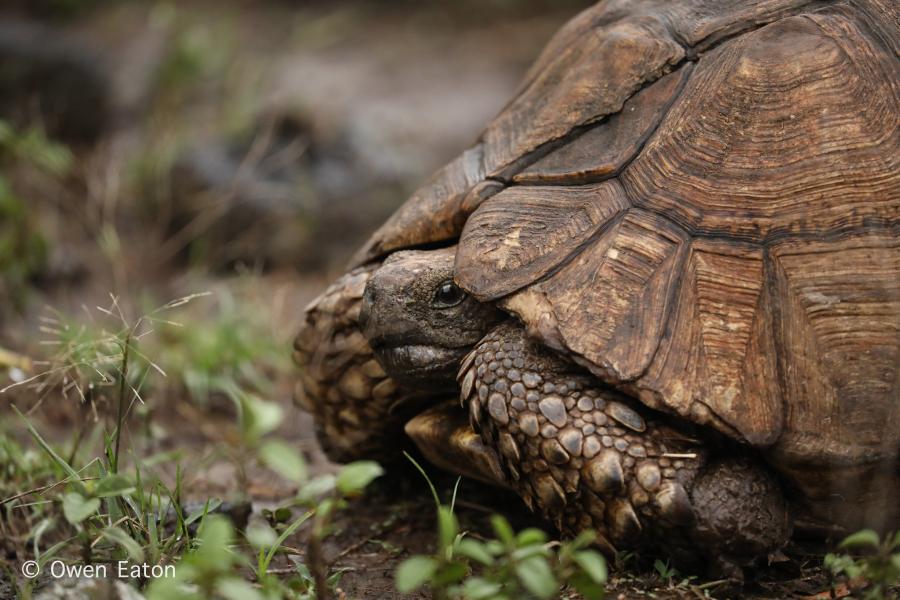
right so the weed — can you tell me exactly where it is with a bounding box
[824,529,900,600]
[395,453,608,600]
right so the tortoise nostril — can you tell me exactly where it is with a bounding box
[363,284,377,306]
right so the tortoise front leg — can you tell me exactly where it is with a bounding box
[459,322,791,570]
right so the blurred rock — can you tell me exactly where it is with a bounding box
[168,110,405,271]
[0,19,112,144]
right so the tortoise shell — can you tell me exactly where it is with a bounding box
[351,0,899,502]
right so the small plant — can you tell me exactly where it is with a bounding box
[395,454,608,600]
[824,529,900,600]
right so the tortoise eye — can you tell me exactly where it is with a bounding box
[432,280,466,309]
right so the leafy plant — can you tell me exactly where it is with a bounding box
[395,454,607,600]
[824,529,900,600]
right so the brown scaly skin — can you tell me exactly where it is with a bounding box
[292,264,438,463]
[353,249,791,573]
[459,323,790,572]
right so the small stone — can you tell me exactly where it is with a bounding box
[478,385,489,402]
[488,361,499,371]
[523,372,542,388]
[593,412,608,426]
[538,396,567,428]
[511,397,526,411]
[508,369,522,382]
[577,397,594,411]
[520,413,539,437]
[541,439,570,464]
[593,397,606,410]
[583,424,596,435]
[526,391,541,402]
[663,467,677,478]
[573,418,585,428]
[614,439,628,452]
[511,382,526,398]
[488,393,509,425]
[502,358,513,369]
[542,382,556,394]
[601,435,613,447]
[493,380,509,394]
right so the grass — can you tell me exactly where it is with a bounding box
[0,291,379,599]
[395,454,609,600]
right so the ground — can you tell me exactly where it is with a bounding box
[0,1,895,599]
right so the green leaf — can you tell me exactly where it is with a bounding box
[839,529,880,549]
[462,577,502,600]
[94,474,136,498]
[516,528,548,547]
[62,492,100,525]
[297,474,336,503]
[238,393,283,440]
[438,506,458,550]
[395,556,437,593]
[336,461,383,495]
[195,515,236,566]
[259,440,307,484]
[515,555,557,600]
[571,573,607,600]
[570,529,597,550]
[456,538,494,565]
[184,498,223,526]
[490,515,515,546]
[432,561,468,586]
[890,553,900,572]
[574,550,608,585]
[101,526,145,563]
[218,577,264,600]
[246,522,278,549]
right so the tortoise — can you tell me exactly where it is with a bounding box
[294,0,900,574]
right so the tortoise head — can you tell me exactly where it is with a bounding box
[358,247,504,391]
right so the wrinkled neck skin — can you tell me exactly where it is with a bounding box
[358,247,504,391]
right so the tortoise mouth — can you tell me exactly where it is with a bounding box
[372,343,466,390]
